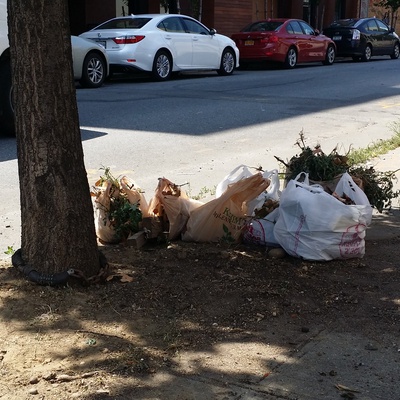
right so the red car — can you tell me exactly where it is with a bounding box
[231,18,336,69]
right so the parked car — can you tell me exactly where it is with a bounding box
[231,18,336,69]
[79,14,240,81]
[71,35,110,88]
[0,33,109,136]
[322,18,400,61]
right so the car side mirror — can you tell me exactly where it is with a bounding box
[314,29,320,35]
[209,28,217,35]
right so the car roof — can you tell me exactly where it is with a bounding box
[91,14,200,30]
[250,18,302,23]
[329,17,382,28]
[101,14,192,20]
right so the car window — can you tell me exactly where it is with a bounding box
[287,21,303,35]
[376,19,390,33]
[157,17,185,33]
[181,18,209,34]
[365,20,379,32]
[242,21,283,32]
[298,21,315,35]
[95,17,151,30]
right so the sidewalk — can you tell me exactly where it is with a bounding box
[365,147,400,241]
[0,150,399,400]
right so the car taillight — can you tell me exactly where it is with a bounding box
[113,35,145,44]
[352,30,360,40]
[260,34,278,44]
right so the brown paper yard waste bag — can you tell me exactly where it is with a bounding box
[182,173,270,243]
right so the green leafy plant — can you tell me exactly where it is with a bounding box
[275,130,400,212]
[110,200,142,241]
[96,167,143,241]
[349,167,400,212]
[221,224,235,244]
[191,185,216,200]
[4,246,14,255]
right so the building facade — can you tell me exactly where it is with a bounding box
[68,1,388,37]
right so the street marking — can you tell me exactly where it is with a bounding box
[378,102,400,109]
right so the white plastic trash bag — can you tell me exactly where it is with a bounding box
[243,208,280,247]
[274,172,373,261]
[216,165,281,216]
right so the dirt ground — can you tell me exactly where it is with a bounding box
[0,232,399,399]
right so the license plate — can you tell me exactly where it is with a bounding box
[97,40,106,48]
[245,40,254,46]
[333,36,342,41]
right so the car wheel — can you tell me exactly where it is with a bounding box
[390,43,400,59]
[152,50,172,81]
[0,61,15,136]
[323,45,335,65]
[79,52,107,88]
[284,47,297,69]
[217,48,235,75]
[361,44,372,61]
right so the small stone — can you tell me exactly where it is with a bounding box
[96,389,110,394]
[268,248,286,259]
[43,372,56,381]
[28,388,38,395]
[29,376,40,384]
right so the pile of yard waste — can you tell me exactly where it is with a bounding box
[91,139,399,262]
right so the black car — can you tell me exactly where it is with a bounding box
[323,17,400,61]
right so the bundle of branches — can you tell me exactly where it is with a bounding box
[274,132,400,212]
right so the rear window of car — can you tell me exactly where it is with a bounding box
[94,17,152,30]
[376,19,390,32]
[241,21,283,32]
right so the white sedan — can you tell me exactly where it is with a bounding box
[79,14,240,81]
[72,35,109,88]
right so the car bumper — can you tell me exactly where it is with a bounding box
[333,41,364,57]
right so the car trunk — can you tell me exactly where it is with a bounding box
[80,30,130,51]
[232,32,276,56]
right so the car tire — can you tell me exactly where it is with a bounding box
[390,43,400,59]
[79,52,107,89]
[323,45,335,65]
[217,48,235,75]
[284,47,297,69]
[152,50,172,81]
[0,61,15,136]
[361,44,372,61]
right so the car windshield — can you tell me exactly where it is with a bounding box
[329,19,360,28]
[94,17,152,30]
[241,21,283,32]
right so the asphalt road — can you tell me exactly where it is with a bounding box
[1,56,400,256]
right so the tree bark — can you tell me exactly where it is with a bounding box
[8,0,101,277]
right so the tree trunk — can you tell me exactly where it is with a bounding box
[8,0,101,277]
